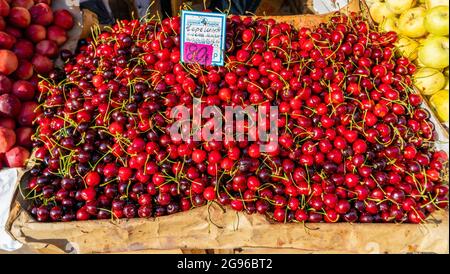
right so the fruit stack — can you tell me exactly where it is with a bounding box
[0,0,73,168]
[368,0,449,126]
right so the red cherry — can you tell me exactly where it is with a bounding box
[85,171,101,187]
[203,186,216,201]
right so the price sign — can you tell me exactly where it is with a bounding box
[180,11,226,66]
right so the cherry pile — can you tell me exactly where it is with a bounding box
[26,12,448,223]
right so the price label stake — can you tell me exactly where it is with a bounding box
[180,11,226,66]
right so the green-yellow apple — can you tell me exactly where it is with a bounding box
[398,7,428,38]
[417,37,428,44]
[386,0,416,14]
[444,69,449,89]
[418,36,449,68]
[379,17,400,33]
[413,67,446,95]
[415,58,427,67]
[430,89,449,122]
[370,2,396,24]
[426,0,449,9]
[424,6,449,36]
[365,0,382,8]
[395,36,420,60]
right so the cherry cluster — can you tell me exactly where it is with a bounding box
[27,12,448,223]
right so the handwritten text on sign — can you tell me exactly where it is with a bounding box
[183,42,213,66]
[181,11,226,66]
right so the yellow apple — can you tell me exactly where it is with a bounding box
[443,68,449,88]
[386,0,416,14]
[430,89,449,122]
[370,2,396,24]
[424,6,449,36]
[365,0,383,8]
[398,7,428,38]
[415,58,427,67]
[426,0,449,9]
[417,37,428,44]
[418,36,449,69]
[379,17,400,33]
[413,67,446,95]
[395,36,420,60]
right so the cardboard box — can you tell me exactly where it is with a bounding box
[7,196,449,253]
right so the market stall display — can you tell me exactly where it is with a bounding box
[21,10,448,224]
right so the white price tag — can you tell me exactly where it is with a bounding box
[180,11,227,66]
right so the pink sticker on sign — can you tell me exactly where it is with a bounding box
[183,42,213,66]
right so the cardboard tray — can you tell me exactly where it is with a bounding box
[6,199,449,254]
